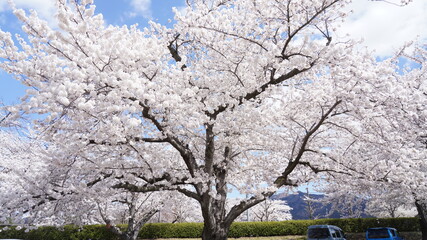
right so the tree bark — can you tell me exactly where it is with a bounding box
[199,165,232,240]
[415,199,427,240]
[199,194,232,240]
[201,220,230,240]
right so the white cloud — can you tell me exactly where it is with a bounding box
[0,0,57,24]
[0,14,6,25]
[129,0,152,19]
[173,5,187,17]
[338,0,427,57]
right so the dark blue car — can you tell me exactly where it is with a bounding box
[365,227,403,240]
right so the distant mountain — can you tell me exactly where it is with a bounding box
[272,191,372,220]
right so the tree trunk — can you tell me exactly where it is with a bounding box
[202,221,230,240]
[199,193,267,240]
[106,224,139,240]
[119,230,139,240]
[199,189,232,240]
[120,224,141,240]
[415,199,427,240]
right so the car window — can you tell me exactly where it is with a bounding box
[368,229,390,238]
[308,228,330,238]
[331,229,337,238]
[336,229,344,238]
[390,229,397,237]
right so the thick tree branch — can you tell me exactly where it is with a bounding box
[299,160,349,175]
[274,99,342,187]
[112,182,161,193]
[176,187,202,202]
[137,101,199,178]
[111,173,191,194]
[207,64,315,120]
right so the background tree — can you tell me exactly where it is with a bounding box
[320,182,367,219]
[304,188,318,220]
[316,41,427,237]
[249,199,292,222]
[0,128,170,240]
[319,180,416,219]
[94,191,164,240]
[365,188,416,218]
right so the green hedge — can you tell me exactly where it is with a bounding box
[139,222,204,238]
[0,225,118,240]
[0,217,420,240]
[228,220,315,237]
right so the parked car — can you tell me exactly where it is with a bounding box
[307,224,347,240]
[365,227,403,240]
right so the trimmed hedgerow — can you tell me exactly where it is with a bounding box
[138,222,204,239]
[0,225,27,239]
[0,224,118,240]
[229,221,307,237]
[0,217,420,239]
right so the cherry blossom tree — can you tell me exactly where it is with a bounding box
[320,182,367,219]
[316,42,427,238]
[322,145,427,237]
[95,191,164,240]
[374,44,426,237]
[249,199,292,222]
[319,126,427,237]
[0,129,48,225]
[365,189,416,218]
[0,128,169,240]
[366,43,427,238]
[398,42,427,239]
[304,188,319,220]
[319,180,416,219]
[0,0,408,239]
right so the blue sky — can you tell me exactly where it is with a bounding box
[0,0,426,105]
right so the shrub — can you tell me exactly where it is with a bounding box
[138,222,204,238]
[0,225,27,239]
[0,225,118,240]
